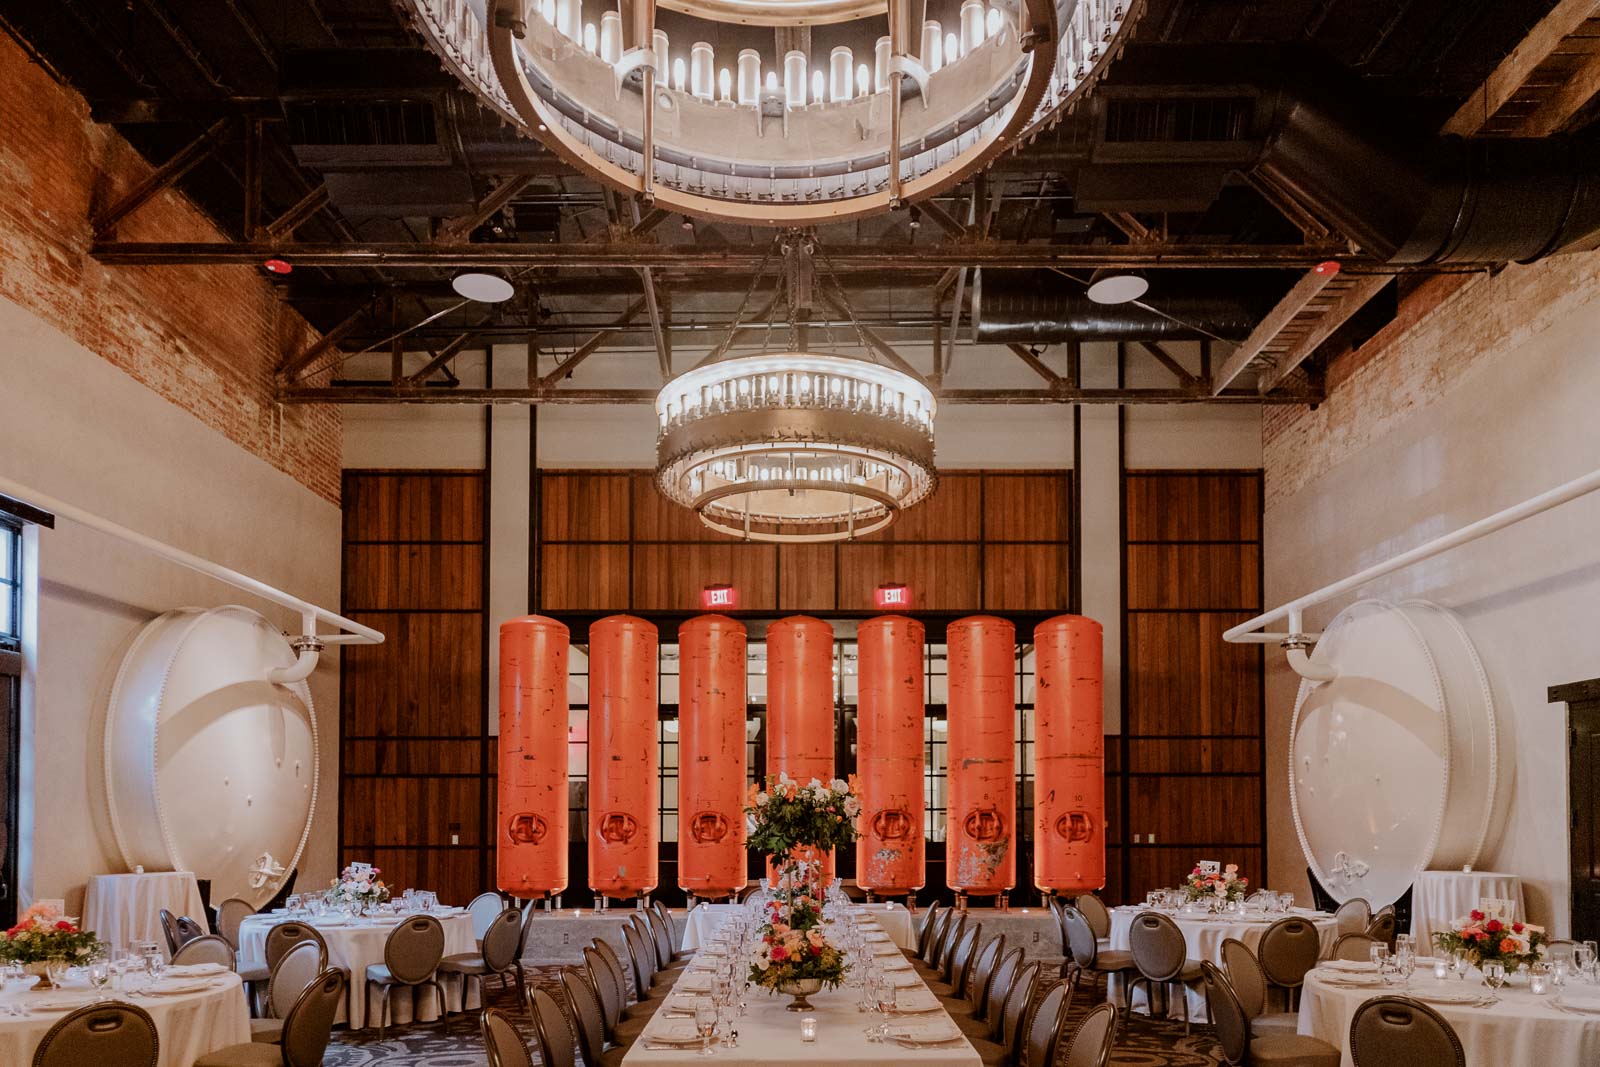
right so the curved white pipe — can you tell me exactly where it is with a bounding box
[1285,646,1336,683]
[268,648,322,685]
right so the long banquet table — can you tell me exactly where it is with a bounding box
[633,912,980,1066]
[1299,963,1600,1067]
[237,909,477,1029]
[682,902,917,953]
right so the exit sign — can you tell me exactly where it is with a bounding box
[702,584,737,609]
[875,583,911,609]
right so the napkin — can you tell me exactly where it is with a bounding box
[1322,959,1377,973]
[894,989,943,1013]
[676,976,713,993]
[648,1020,706,1046]
[890,1021,961,1045]
[168,963,230,977]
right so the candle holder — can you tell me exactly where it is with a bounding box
[1432,959,1450,981]
[800,1016,818,1042]
[1531,963,1550,996]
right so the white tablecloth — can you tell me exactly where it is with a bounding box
[0,971,250,1067]
[682,904,917,953]
[1410,871,1525,953]
[631,914,978,1066]
[82,872,210,954]
[238,911,477,1029]
[1299,966,1600,1067]
[1108,907,1338,1022]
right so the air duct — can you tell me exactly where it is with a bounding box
[972,271,1278,343]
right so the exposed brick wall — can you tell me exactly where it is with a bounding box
[0,34,340,503]
[1262,251,1600,508]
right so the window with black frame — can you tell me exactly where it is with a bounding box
[0,517,23,927]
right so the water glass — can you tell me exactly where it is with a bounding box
[88,955,112,1001]
[694,998,717,1057]
[1481,959,1506,1001]
[1369,944,1390,968]
[1553,958,1570,988]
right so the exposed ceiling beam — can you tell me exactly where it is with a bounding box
[1006,343,1063,387]
[276,384,1323,406]
[276,302,372,383]
[538,296,648,387]
[1518,33,1600,136]
[91,117,232,237]
[1441,0,1600,136]
[91,241,1359,271]
[262,184,330,240]
[1257,273,1391,393]
[1135,340,1199,388]
[1211,267,1340,394]
[437,174,536,243]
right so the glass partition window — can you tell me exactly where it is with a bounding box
[0,522,18,649]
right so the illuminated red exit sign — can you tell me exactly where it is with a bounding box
[875,583,912,610]
[702,584,738,610]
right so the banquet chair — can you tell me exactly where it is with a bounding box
[1333,898,1371,937]
[646,904,693,968]
[1059,905,1135,1024]
[1219,938,1298,1040]
[467,891,505,946]
[1365,907,1396,948]
[262,923,327,972]
[1348,996,1465,1067]
[908,901,942,959]
[586,943,651,1043]
[563,966,628,1067]
[917,907,955,971]
[194,968,347,1067]
[159,909,182,957]
[1128,911,1204,1035]
[174,915,207,947]
[31,1001,158,1067]
[927,922,983,998]
[1256,916,1324,1011]
[1201,962,1339,1067]
[1020,979,1068,1067]
[250,938,325,1044]
[1332,933,1379,961]
[172,934,237,969]
[1059,1002,1118,1067]
[969,960,1041,1067]
[1074,893,1113,947]
[365,914,445,1040]
[594,937,658,1023]
[649,901,688,957]
[440,905,528,1006]
[956,946,1024,1040]
[923,911,969,985]
[529,986,580,1067]
[481,1007,533,1067]
[944,933,1006,1019]
[215,899,256,951]
[623,917,675,1000]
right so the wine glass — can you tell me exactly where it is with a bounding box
[694,997,717,1057]
[2,961,29,1017]
[875,976,899,1039]
[88,955,112,1001]
[1481,959,1506,1003]
[1369,943,1390,969]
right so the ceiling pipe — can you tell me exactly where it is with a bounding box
[972,271,1278,342]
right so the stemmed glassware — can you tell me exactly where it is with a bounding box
[1480,959,1506,1003]
[1,961,30,1017]
[694,997,718,1056]
[88,943,112,1001]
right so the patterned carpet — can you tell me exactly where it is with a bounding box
[323,967,1224,1066]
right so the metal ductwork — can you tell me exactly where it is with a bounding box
[972,272,1278,343]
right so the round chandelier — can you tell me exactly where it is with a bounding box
[655,352,937,541]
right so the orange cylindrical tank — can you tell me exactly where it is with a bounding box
[588,615,660,898]
[678,615,749,899]
[946,615,1016,894]
[766,615,836,878]
[497,615,571,898]
[1033,615,1106,894]
[856,615,926,896]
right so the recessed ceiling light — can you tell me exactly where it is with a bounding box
[451,271,515,303]
[1085,268,1148,305]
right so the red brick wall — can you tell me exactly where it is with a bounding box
[0,34,340,503]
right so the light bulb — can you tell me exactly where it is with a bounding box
[673,57,686,91]
[812,69,825,103]
[583,22,597,52]
[857,63,870,96]
[719,67,732,100]
[946,31,960,62]
[985,7,1002,38]
[766,70,778,91]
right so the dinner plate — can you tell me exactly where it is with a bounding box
[169,963,231,977]
[150,978,216,996]
[1322,960,1377,973]
[1553,994,1600,1015]
[1315,972,1383,987]
[891,1024,963,1046]
[29,994,92,1012]
[649,1021,711,1046]
[1410,989,1483,1005]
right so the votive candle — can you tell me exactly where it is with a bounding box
[800,1016,818,1042]
[1432,959,1449,981]
[1531,971,1550,995]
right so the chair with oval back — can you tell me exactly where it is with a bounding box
[173,915,207,947]
[1256,915,1324,1011]
[1020,980,1067,1067]
[623,917,672,1000]
[172,934,236,969]
[195,968,349,1067]
[440,906,528,1003]
[1200,961,1339,1067]
[1219,937,1298,1039]
[158,909,181,957]
[563,965,628,1067]
[467,891,505,944]
[529,986,579,1067]
[481,1007,533,1067]
[1060,1002,1118,1067]
[648,902,693,964]
[1332,932,1380,962]
[1365,908,1397,948]
[31,1002,158,1067]
[1059,904,1135,1024]
[930,912,969,985]
[250,937,326,1044]
[909,902,942,960]
[1128,911,1204,1035]
[1349,996,1466,1067]
[587,943,651,1044]
[917,907,954,970]
[944,933,1005,1018]
[215,898,256,952]
[263,922,328,972]
[594,937,658,1025]
[1333,898,1372,937]
[969,960,1040,1067]
[956,945,1021,1040]
[927,922,982,998]
[1074,894,1113,944]
[365,914,445,1040]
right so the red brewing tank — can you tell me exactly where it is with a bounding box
[946,615,1016,894]
[588,614,660,898]
[855,615,926,896]
[678,614,749,899]
[497,615,571,898]
[1033,614,1105,895]
[766,615,836,878]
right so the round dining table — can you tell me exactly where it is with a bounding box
[237,908,477,1029]
[1299,964,1600,1067]
[0,967,250,1067]
[1108,905,1339,1022]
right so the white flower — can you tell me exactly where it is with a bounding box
[831,778,848,794]
[756,791,769,806]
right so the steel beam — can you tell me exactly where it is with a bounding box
[277,383,1322,405]
[90,117,232,237]
[539,297,649,386]
[437,174,536,243]
[1257,273,1390,393]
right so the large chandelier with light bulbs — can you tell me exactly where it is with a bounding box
[404,0,1143,225]
[653,234,936,541]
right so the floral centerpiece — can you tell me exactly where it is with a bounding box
[745,773,862,859]
[0,903,99,982]
[747,890,849,1011]
[329,862,391,910]
[1433,911,1547,972]
[1184,863,1248,904]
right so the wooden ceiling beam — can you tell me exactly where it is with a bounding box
[1210,268,1339,394]
[1441,0,1600,136]
[1257,274,1390,394]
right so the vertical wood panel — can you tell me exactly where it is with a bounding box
[836,544,982,610]
[539,545,631,610]
[982,544,1070,611]
[982,473,1071,542]
[631,544,779,611]
[540,473,631,541]
[342,544,484,610]
[778,545,837,611]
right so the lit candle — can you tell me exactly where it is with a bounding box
[1531,966,1550,995]
[800,1016,818,1041]
[1432,958,1449,981]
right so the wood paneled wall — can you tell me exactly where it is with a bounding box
[534,470,1072,614]
[340,471,488,905]
[1118,471,1265,904]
